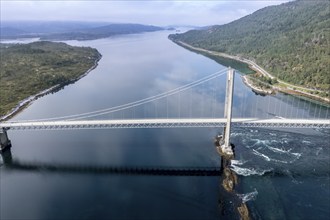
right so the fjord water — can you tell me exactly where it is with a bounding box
[1,30,329,219]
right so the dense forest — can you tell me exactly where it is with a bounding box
[169,0,330,91]
[0,41,101,117]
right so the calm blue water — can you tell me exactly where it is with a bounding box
[1,30,329,220]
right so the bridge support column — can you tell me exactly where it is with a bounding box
[218,68,235,157]
[0,128,11,153]
[0,147,12,165]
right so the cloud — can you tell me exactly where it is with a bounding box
[0,1,291,26]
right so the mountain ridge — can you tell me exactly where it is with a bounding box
[0,21,164,40]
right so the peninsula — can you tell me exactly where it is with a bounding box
[0,41,101,119]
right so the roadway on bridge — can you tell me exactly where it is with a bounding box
[1,118,329,130]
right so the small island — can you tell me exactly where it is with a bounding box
[0,41,102,119]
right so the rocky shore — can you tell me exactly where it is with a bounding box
[241,75,274,95]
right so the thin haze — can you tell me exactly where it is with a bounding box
[1,1,290,26]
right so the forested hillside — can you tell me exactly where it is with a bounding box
[0,41,101,117]
[170,0,330,91]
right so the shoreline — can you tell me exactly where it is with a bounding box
[241,75,274,95]
[172,39,329,104]
[0,53,102,122]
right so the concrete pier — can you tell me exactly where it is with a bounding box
[0,128,11,152]
[1,147,12,165]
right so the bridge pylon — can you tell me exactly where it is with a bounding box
[0,128,11,153]
[217,68,235,157]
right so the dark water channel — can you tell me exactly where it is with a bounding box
[1,31,329,220]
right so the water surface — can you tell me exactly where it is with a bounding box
[1,30,329,220]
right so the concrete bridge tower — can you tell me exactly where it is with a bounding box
[218,68,235,157]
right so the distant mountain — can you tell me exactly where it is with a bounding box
[0,21,108,36]
[169,0,330,91]
[40,23,164,40]
[0,21,164,40]
[0,27,28,37]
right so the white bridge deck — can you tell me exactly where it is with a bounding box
[1,118,329,130]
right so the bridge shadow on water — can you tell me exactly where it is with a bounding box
[0,148,221,176]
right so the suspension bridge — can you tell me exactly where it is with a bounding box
[1,68,329,154]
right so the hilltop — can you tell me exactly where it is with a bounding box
[169,0,330,96]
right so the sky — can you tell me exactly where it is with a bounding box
[1,0,291,26]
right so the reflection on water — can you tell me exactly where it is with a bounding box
[0,143,247,220]
[1,30,329,220]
